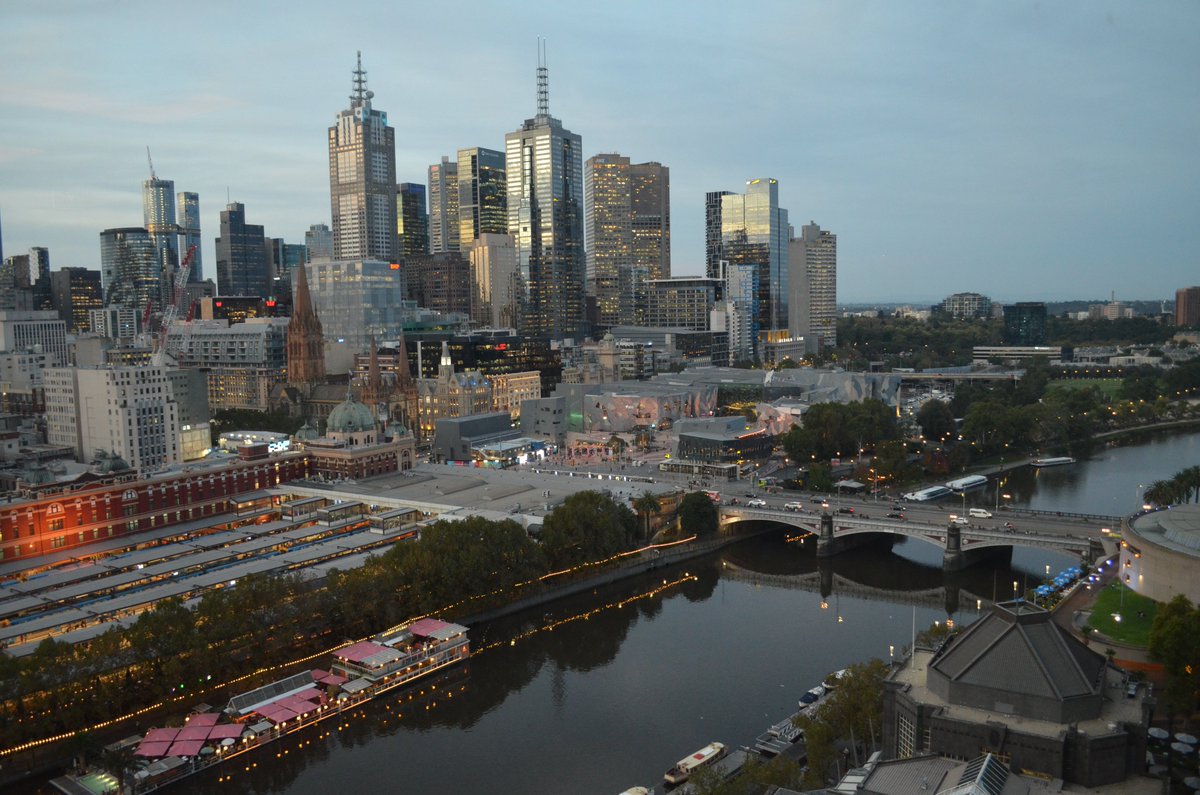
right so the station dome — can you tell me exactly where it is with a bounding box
[326,398,376,434]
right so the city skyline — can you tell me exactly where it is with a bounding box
[0,1,1196,303]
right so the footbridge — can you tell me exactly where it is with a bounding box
[719,506,1108,572]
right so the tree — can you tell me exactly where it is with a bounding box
[677,492,718,537]
[1147,595,1200,781]
[539,491,637,567]
[916,399,955,442]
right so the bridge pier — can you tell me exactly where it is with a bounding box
[816,513,836,558]
[943,525,965,572]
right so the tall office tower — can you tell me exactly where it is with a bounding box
[50,267,104,333]
[788,221,838,345]
[504,48,585,340]
[0,254,31,310]
[396,183,429,257]
[721,260,759,365]
[329,52,397,262]
[1176,286,1200,328]
[28,247,52,310]
[584,153,631,331]
[287,262,326,389]
[467,233,519,328]
[177,192,202,281]
[630,162,670,281]
[704,190,733,279]
[721,179,789,347]
[215,202,269,298]
[305,223,334,262]
[143,172,179,303]
[100,227,158,310]
[647,277,723,330]
[406,252,471,316]
[266,238,308,302]
[457,147,507,247]
[428,156,460,253]
[1003,302,1048,345]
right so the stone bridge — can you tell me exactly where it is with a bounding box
[719,506,1108,572]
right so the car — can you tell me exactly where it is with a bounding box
[1126,681,1139,698]
[949,515,969,526]
[886,511,905,520]
[744,492,756,498]
[783,502,804,512]
[838,507,854,515]
[1004,521,1016,530]
[746,498,767,508]
[968,508,993,519]
[811,497,826,504]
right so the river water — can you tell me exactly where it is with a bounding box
[79,429,1200,794]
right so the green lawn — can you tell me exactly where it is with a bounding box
[1047,378,1123,401]
[1087,583,1157,646]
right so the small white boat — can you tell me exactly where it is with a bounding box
[664,741,725,785]
[1031,456,1076,468]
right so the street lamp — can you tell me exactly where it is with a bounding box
[1012,580,1019,599]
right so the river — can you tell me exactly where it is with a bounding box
[46,428,1200,794]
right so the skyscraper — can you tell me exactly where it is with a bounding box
[215,202,269,298]
[467,233,519,329]
[396,183,429,257]
[50,267,104,333]
[630,162,670,282]
[721,179,789,349]
[788,221,837,345]
[428,156,460,253]
[177,191,202,281]
[584,153,631,330]
[100,227,157,311]
[704,190,733,279]
[457,147,507,247]
[505,47,585,340]
[329,52,397,262]
[305,223,334,262]
[143,172,178,304]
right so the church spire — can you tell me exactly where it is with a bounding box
[287,264,326,388]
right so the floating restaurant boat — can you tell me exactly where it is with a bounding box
[52,619,469,795]
[1031,456,1076,468]
[945,475,988,492]
[664,741,726,785]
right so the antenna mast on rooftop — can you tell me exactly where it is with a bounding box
[536,38,549,118]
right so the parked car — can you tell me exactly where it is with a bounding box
[968,508,993,519]
[746,498,768,508]
[783,502,804,512]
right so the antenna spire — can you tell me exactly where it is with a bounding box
[351,50,369,105]
[536,38,549,118]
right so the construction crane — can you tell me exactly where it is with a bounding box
[153,244,197,367]
[146,146,156,179]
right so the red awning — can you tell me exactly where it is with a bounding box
[207,724,245,740]
[175,725,210,741]
[143,728,180,743]
[134,740,173,758]
[187,713,220,727]
[167,739,205,757]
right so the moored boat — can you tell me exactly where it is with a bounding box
[52,619,469,795]
[664,741,725,785]
[1031,456,1076,468]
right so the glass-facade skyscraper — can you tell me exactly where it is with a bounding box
[143,175,178,304]
[721,179,789,351]
[177,191,202,281]
[505,55,585,340]
[100,227,157,310]
[329,52,397,262]
[396,183,429,257]
[215,202,269,298]
[704,190,732,279]
[457,147,507,247]
[428,156,460,253]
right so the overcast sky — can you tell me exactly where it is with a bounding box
[1,0,1196,304]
